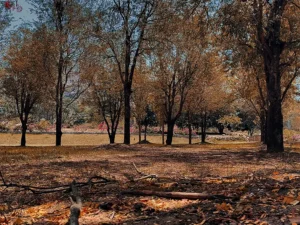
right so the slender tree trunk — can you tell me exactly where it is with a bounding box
[56,105,63,146]
[138,123,141,144]
[56,53,63,146]
[188,123,192,145]
[188,111,192,145]
[162,124,164,145]
[264,111,268,144]
[124,83,131,144]
[260,109,267,144]
[201,112,207,143]
[21,121,27,147]
[144,125,147,141]
[166,121,175,145]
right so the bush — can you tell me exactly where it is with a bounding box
[37,119,51,131]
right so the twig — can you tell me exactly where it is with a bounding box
[132,162,158,181]
[132,162,146,176]
[134,174,157,181]
[110,211,116,220]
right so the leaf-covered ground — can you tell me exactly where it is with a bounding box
[1,140,300,224]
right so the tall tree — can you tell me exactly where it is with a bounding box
[186,52,229,143]
[132,68,153,143]
[2,29,51,146]
[220,0,300,152]
[29,0,90,146]
[153,46,198,145]
[94,0,157,144]
[91,64,123,144]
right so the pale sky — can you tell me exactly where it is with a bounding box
[10,0,36,29]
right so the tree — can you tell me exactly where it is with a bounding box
[94,0,157,144]
[185,52,230,143]
[220,0,300,152]
[229,63,268,142]
[132,70,150,144]
[91,52,124,144]
[153,46,198,145]
[2,29,50,146]
[29,0,91,146]
[141,105,157,142]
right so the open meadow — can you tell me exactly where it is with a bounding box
[1,134,300,224]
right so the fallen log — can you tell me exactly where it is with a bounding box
[122,190,238,200]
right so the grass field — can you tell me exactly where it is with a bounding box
[0,134,300,224]
[0,133,198,146]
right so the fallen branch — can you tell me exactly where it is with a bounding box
[122,190,238,200]
[0,171,114,194]
[134,174,158,181]
[67,180,82,225]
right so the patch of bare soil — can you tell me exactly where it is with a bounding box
[1,143,300,224]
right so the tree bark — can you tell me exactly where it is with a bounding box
[260,0,286,152]
[144,125,147,141]
[264,48,284,152]
[124,83,131,144]
[260,109,267,144]
[162,124,164,145]
[188,112,192,145]
[266,97,283,152]
[138,123,141,144]
[166,121,175,145]
[21,121,27,147]
[201,112,207,143]
[217,124,224,134]
[56,107,63,146]
[109,133,115,144]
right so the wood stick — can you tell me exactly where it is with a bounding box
[0,171,114,194]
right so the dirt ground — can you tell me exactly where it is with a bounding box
[0,136,300,224]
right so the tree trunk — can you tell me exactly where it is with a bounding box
[56,108,63,146]
[144,125,147,141]
[188,123,192,145]
[138,123,141,144]
[261,0,286,152]
[264,50,284,152]
[266,97,283,152]
[109,132,115,144]
[124,83,131,144]
[217,124,224,134]
[166,121,175,145]
[188,112,192,145]
[21,121,27,147]
[260,109,267,144]
[201,112,207,143]
[162,124,164,145]
[56,54,63,146]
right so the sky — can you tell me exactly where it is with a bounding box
[9,0,36,29]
